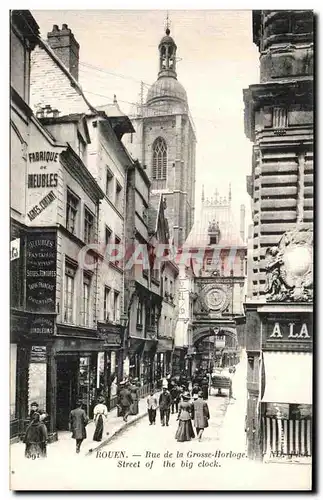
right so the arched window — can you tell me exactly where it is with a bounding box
[152,137,167,181]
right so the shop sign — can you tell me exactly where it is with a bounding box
[27,146,62,226]
[30,346,47,363]
[26,232,57,312]
[29,316,55,337]
[97,322,122,347]
[265,319,312,345]
[10,238,20,261]
[10,314,29,338]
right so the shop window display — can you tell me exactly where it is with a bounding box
[262,402,312,460]
[78,355,98,418]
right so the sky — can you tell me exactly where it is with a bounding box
[31,9,260,226]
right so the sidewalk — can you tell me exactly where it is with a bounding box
[217,349,248,452]
[10,391,161,460]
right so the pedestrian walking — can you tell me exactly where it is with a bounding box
[170,384,180,414]
[162,376,169,390]
[192,391,210,441]
[118,382,133,422]
[92,396,108,442]
[24,412,48,458]
[69,400,89,453]
[159,387,171,426]
[129,379,139,415]
[228,373,235,400]
[147,389,158,425]
[29,401,40,419]
[192,382,200,397]
[175,392,195,442]
[201,376,209,400]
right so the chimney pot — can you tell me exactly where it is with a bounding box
[47,23,80,81]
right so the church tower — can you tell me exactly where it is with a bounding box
[123,23,197,248]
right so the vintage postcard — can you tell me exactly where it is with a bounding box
[9,8,313,491]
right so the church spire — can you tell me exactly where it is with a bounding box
[229,183,232,204]
[158,17,177,79]
[201,185,205,204]
[165,11,170,35]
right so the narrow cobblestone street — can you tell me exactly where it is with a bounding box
[10,386,311,491]
[9,8,314,493]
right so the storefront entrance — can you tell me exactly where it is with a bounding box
[56,356,78,430]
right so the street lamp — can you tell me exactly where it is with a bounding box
[118,313,129,385]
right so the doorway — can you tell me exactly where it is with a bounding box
[56,356,79,430]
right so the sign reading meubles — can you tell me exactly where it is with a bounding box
[26,232,57,312]
[26,149,60,224]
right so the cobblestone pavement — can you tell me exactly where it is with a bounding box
[10,389,311,491]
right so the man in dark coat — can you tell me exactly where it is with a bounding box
[118,382,133,422]
[192,391,210,441]
[29,402,40,419]
[201,376,209,400]
[170,384,180,414]
[159,387,171,426]
[69,400,89,453]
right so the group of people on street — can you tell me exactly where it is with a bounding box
[23,367,234,457]
[146,378,211,442]
[176,391,210,442]
[69,396,110,453]
[68,378,141,454]
[116,379,140,422]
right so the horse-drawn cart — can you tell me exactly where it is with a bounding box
[211,369,233,397]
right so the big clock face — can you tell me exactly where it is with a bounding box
[204,286,228,311]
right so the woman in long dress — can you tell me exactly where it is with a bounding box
[93,396,108,442]
[175,393,195,442]
[24,412,48,458]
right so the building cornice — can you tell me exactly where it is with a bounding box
[244,79,313,141]
[60,145,105,202]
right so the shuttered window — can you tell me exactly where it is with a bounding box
[273,108,288,128]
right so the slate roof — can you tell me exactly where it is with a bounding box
[184,200,245,249]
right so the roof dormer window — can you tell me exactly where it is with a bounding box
[208,219,220,245]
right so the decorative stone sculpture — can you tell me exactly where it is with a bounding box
[265,228,313,302]
[208,219,220,233]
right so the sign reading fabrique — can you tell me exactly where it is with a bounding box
[26,144,62,225]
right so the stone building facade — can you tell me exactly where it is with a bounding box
[175,188,247,375]
[10,10,65,440]
[10,16,140,438]
[243,10,313,462]
[122,27,196,248]
[123,167,176,385]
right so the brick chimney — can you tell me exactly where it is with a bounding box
[47,24,80,81]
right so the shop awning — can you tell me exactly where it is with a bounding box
[128,337,145,355]
[156,337,173,353]
[262,351,313,405]
[144,339,158,352]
